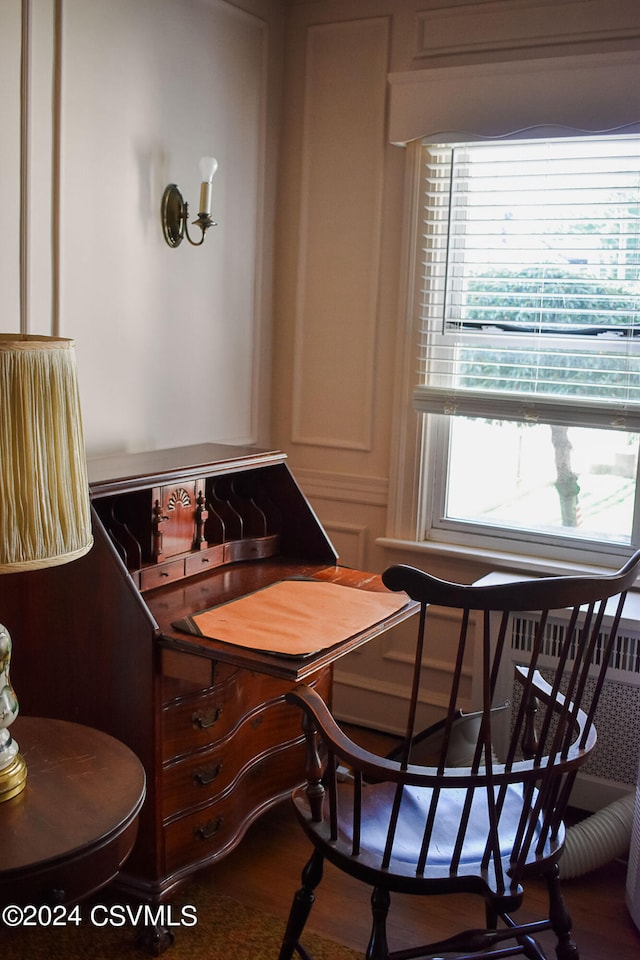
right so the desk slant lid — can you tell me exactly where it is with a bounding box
[88,443,338,590]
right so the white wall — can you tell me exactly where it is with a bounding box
[3,0,283,456]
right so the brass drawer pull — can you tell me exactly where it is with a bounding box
[192,707,221,730]
[193,763,222,786]
[195,816,223,841]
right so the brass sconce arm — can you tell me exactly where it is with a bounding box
[161,184,217,248]
[162,157,218,248]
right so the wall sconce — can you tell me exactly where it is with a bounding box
[161,156,218,248]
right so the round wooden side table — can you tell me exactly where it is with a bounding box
[0,716,146,906]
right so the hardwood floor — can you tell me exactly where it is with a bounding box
[206,726,640,960]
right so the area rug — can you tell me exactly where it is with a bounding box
[2,886,363,960]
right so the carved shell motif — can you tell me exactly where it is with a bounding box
[166,488,192,511]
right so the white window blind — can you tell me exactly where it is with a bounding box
[413,136,640,430]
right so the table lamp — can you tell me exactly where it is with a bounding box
[0,335,93,802]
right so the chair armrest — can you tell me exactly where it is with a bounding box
[513,666,595,757]
[286,683,405,783]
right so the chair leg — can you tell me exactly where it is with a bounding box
[366,887,390,960]
[545,864,579,960]
[278,849,324,960]
[485,899,499,929]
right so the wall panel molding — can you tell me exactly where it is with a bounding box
[9,0,59,336]
[323,520,368,569]
[296,466,388,506]
[52,0,62,335]
[19,0,31,332]
[28,0,56,335]
[415,0,640,63]
[235,7,269,448]
[0,1,22,330]
[291,16,389,450]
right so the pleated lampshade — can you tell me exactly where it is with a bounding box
[0,334,94,801]
[0,334,93,572]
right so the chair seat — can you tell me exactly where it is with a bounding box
[294,779,564,891]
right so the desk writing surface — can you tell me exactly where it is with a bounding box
[172,578,410,656]
[147,560,418,681]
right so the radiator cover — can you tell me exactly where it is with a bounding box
[473,572,640,812]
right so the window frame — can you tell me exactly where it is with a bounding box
[385,139,640,571]
[423,413,640,565]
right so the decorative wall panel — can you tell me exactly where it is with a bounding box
[292,17,389,450]
[323,521,368,570]
[416,0,640,62]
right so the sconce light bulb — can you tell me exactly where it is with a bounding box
[198,156,218,217]
[199,156,218,183]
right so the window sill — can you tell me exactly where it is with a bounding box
[376,536,621,579]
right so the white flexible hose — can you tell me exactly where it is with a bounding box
[559,793,635,879]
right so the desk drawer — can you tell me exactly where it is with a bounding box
[163,736,306,874]
[162,698,305,819]
[161,667,294,762]
[140,558,185,590]
[184,544,225,577]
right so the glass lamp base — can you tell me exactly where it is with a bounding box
[0,750,27,802]
[0,621,25,801]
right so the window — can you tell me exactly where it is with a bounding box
[414,135,640,561]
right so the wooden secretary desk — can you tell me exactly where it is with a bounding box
[5,443,415,911]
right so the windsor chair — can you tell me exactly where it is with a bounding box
[278,551,640,960]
